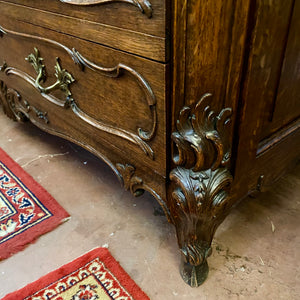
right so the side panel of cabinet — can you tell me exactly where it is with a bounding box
[232,0,300,199]
[262,0,300,137]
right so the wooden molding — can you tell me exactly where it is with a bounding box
[73,50,157,142]
[0,26,158,158]
[2,62,155,159]
[0,25,157,143]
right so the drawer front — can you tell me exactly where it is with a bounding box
[0,17,168,177]
[0,0,168,62]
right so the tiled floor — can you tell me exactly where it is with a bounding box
[0,110,299,299]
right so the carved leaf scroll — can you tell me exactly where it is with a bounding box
[170,167,232,266]
[116,163,144,196]
[59,0,153,18]
[172,93,232,171]
[0,80,49,124]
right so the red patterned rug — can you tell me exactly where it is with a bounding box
[0,147,69,260]
[2,247,150,300]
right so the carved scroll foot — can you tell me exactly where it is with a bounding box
[169,166,232,287]
[180,257,209,287]
[169,94,233,287]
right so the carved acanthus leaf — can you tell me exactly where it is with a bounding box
[32,107,49,124]
[0,81,50,124]
[169,93,233,286]
[172,93,232,172]
[169,166,232,267]
[170,167,232,215]
[116,163,144,197]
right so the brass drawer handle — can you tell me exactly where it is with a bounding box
[26,47,75,97]
[60,0,153,18]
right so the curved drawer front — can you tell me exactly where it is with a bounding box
[0,0,168,62]
[0,18,168,176]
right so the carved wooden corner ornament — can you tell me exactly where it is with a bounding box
[116,163,144,197]
[0,79,50,127]
[168,93,233,287]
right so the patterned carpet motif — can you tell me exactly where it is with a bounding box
[2,247,150,300]
[0,147,69,259]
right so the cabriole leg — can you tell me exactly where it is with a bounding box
[168,94,233,287]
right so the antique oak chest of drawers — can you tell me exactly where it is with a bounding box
[1,0,299,287]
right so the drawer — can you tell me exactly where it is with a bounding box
[0,0,169,62]
[0,17,169,177]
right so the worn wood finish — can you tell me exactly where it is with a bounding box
[170,0,186,132]
[1,0,300,288]
[184,1,250,109]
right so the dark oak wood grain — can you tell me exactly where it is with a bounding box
[246,0,295,141]
[0,0,168,62]
[0,0,299,288]
[3,0,167,37]
[0,16,168,177]
[267,0,300,134]
[232,0,300,202]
